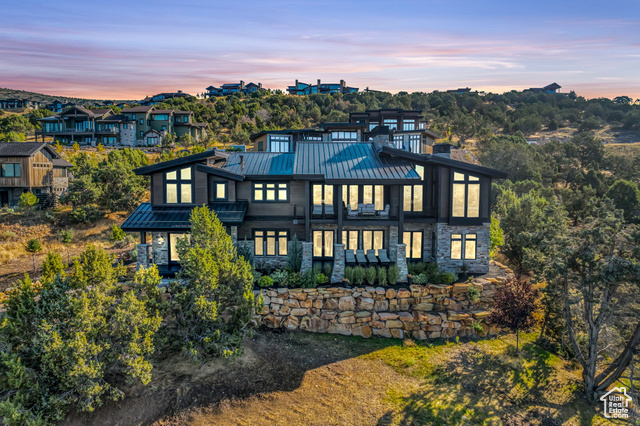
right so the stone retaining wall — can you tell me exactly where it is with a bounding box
[255,266,511,340]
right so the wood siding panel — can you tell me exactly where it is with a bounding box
[194,169,208,205]
[237,180,304,217]
[0,157,30,188]
[438,166,450,220]
[151,173,163,204]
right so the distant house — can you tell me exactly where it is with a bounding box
[0,142,72,207]
[36,105,207,147]
[524,83,561,94]
[446,87,472,94]
[140,91,192,106]
[0,99,39,110]
[205,81,264,97]
[287,79,359,95]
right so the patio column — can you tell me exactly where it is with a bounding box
[137,243,152,271]
[301,241,313,273]
[331,243,345,284]
[396,243,408,283]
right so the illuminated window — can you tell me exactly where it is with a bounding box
[362,230,384,255]
[254,230,288,257]
[313,230,334,258]
[342,185,359,210]
[169,233,189,262]
[165,167,192,204]
[341,230,359,251]
[254,183,288,202]
[450,233,476,260]
[362,185,384,210]
[403,185,423,212]
[452,172,480,218]
[451,234,462,260]
[313,184,334,205]
[403,232,422,259]
[214,182,227,200]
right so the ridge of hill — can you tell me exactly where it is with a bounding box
[0,87,133,104]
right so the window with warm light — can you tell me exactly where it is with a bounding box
[165,167,192,204]
[452,172,480,218]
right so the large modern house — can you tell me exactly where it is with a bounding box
[0,142,72,207]
[122,120,506,280]
[287,79,358,96]
[205,81,264,97]
[140,91,192,106]
[37,105,207,146]
[251,109,439,154]
[524,83,561,94]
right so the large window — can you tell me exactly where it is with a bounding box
[403,231,423,259]
[452,172,480,218]
[362,230,384,255]
[213,182,227,201]
[362,185,384,210]
[342,185,359,210]
[147,137,158,145]
[165,167,192,204]
[331,131,358,141]
[153,114,169,121]
[383,119,398,130]
[0,163,21,177]
[268,135,291,152]
[393,135,404,148]
[342,230,359,251]
[254,230,288,256]
[450,233,476,260]
[408,135,421,153]
[403,185,423,212]
[313,184,334,205]
[253,183,288,202]
[313,230,334,258]
[368,121,379,131]
[403,120,416,131]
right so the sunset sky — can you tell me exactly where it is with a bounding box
[1,0,639,100]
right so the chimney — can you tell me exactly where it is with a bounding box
[240,154,245,169]
[432,143,452,159]
[340,79,345,89]
[295,79,298,87]
[317,79,321,87]
[258,82,262,89]
[240,80,245,89]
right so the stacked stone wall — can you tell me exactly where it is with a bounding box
[256,262,511,340]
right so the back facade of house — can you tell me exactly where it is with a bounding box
[122,121,506,280]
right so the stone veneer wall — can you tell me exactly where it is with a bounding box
[435,223,490,274]
[256,266,510,340]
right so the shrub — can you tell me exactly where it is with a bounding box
[412,273,429,284]
[18,191,38,212]
[237,237,253,265]
[270,269,287,285]
[468,282,481,303]
[388,265,399,285]
[287,234,302,271]
[284,268,300,287]
[24,239,42,272]
[316,273,329,285]
[258,275,274,288]
[344,266,354,284]
[365,266,377,285]
[68,205,103,224]
[352,266,365,286]
[424,262,440,282]
[377,267,388,286]
[408,261,426,275]
[299,270,318,289]
[322,263,332,277]
[438,271,458,285]
[109,224,127,246]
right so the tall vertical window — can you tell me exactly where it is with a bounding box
[403,185,423,212]
[362,230,384,255]
[213,182,227,200]
[393,135,404,148]
[165,167,192,204]
[313,184,334,205]
[254,230,288,256]
[451,233,476,260]
[403,232,422,259]
[313,230,334,258]
[408,135,421,153]
[169,233,189,262]
[403,120,416,131]
[362,185,384,210]
[268,135,291,152]
[254,183,288,202]
[452,172,480,218]
[341,230,359,251]
[342,185,359,210]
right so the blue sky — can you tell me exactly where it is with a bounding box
[1,0,639,99]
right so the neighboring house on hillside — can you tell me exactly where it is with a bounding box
[36,105,207,146]
[250,109,439,155]
[122,138,506,279]
[287,79,359,95]
[0,99,39,109]
[524,83,561,94]
[446,87,472,94]
[140,91,191,106]
[205,81,264,97]
[0,142,72,207]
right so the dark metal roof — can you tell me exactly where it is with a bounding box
[223,152,295,176]
[52,158,73,167]
[134,149,219,175]
[0,142,47,157]
[122,106,155,113]
[121,201,248,231]
[380,146,508,178]
[294,142,420,182]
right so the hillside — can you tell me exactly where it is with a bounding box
[0,87,132,105]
